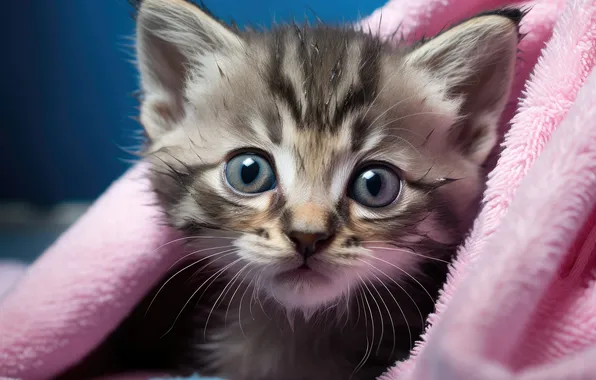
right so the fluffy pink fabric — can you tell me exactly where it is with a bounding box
[2,0,596,379]
[0,167,187,379]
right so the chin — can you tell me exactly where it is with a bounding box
[266,266,355,311]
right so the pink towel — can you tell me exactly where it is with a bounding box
[2,0,596,379]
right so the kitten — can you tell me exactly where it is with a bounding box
[127,1,520,379]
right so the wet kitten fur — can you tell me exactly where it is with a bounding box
[131,1,520,379]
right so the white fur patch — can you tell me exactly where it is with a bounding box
[271,147,296,192]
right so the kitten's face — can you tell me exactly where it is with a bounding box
[135,0,519,311]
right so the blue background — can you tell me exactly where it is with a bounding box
[1,0,385,205]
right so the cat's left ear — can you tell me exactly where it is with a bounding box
[404,11,521,164]
[135,0,243,140]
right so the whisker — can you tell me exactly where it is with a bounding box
[368,255,437,305]
[352,292,367,379]
[322,297,343,315]
[146,235,236,257]
[182,235,238,240]
[359,275,384,356]
[216,263,252,310]
[161,258,243,338]
[144,248,237,316]
[255,273,271,319]
[364,239,453,248]
[365,94,419,130]
[383,133,422,157]
[188,246,242,282]
[342,291,351,328]
[353,283,362,327]
[362,284,376,369]
[195,258,241,309]
[167,244,237,272]
[226,266,256,323]
[359,259,415,356]
[204,262,251,339]
[352,287,373,377]
[360,77,401,121]
[249,275,258,320]
[363,244,452,265]
[358,258,424,330]
[372,111,455,131]
[365,276,398,357]
[341,269,352,329]
[238,271,258,340]
[383,127,427,139]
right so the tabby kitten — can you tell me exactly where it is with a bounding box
[132,0,520,379]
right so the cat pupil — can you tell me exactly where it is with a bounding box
[241,158,260,184]
[364,171,382,197]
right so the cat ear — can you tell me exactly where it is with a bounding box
[404,11,521,164]
[136,0,242,140]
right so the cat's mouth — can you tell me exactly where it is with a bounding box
[274,264,331,285]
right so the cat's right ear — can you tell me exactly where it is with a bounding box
[136,0,242,140]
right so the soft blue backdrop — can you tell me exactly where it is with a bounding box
[2,0,385,205]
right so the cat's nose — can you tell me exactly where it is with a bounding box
[287,231,332,258]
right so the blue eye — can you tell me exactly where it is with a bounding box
[348,164,401,208]
[225,153,277,194]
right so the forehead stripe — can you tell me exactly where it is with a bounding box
[334,37,381,127]
[268,35,303,124]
